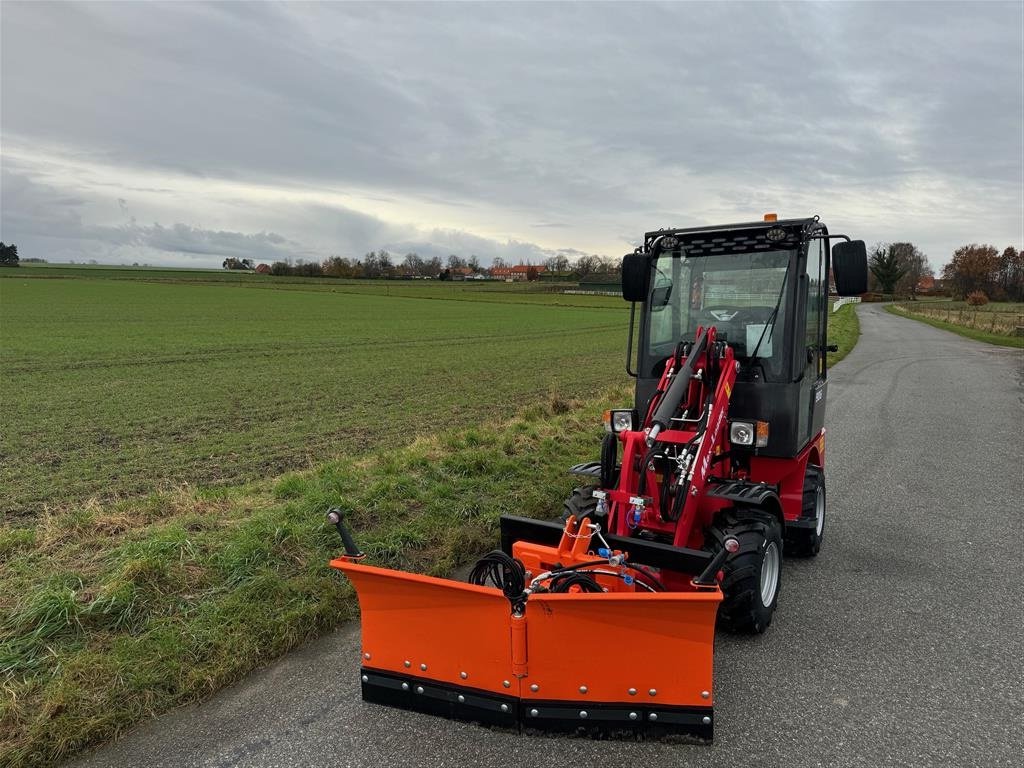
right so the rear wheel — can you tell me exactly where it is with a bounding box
[786,465,825,557]
[712,510,783,634]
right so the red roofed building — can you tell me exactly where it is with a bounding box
[490,264,546,281]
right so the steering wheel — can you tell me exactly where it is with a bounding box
[699,307,753,326]
[702,306,779,323]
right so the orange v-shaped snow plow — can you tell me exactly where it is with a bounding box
[330,512,723,740]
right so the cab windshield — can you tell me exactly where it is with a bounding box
[644,249,792,380]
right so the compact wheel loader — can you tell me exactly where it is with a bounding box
[329,214,868,741]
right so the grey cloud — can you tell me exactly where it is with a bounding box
[1,1,1021,268]
[0,163,571,266]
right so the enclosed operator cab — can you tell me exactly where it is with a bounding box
[624,216,867,459]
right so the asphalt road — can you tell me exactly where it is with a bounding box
[72,304,1023,768]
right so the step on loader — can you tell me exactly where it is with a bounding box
[329,214,867,741]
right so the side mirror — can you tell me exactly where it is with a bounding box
[621,253,649,302]
[832,240,868,296]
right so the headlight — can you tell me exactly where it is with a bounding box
[730,420,769,448]
[729,421,754,446]
[604,409,636,433]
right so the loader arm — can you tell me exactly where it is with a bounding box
[601,326,738,551]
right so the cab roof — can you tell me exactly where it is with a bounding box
[643,217,822,256]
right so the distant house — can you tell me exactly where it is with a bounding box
[916,275,936,293]
[490,264,546,281]
[449,266,475,281]
[255,263,271,274]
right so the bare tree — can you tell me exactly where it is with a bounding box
[545,254,570,273]
[574,254,602,279]
[888,242,930,298]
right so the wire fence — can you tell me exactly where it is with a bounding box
[894,304,1024,336]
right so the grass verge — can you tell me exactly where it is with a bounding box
[827,302,860,366]
[0,387,630,768]
[885,304,1024,348]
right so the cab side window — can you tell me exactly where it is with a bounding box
[804,238,825,376]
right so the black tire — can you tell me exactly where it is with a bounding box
[711,509,783,634]
[561,486,608,529]
[786,465,825,557]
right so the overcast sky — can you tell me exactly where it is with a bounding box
[1,1,1021,270]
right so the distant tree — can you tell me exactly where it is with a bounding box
[996,246,1024,302]
[378,250,393,278]
[942,244,1000,299]
[402,252,424,276]
[574,254,602,279]
[526,265,539,281]
[467,255,481,272]
[323,256,363,278]
[425,256,443,278]
[869,246,909,294]
[361,250,394,279]
[363,251,381,278]
[491,256,507,270]
[222,257,254,271]
[439,268,451,281]
[887,242,931,298]
[447,254,466,270]
[0,244,17,268]
[546,254,570,273]
[0,242,18,266]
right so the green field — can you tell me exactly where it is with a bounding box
[0,268,861,767]
[887,300,1024,348]
[1,271,625,517]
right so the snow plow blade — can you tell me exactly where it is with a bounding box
[331,558,722,740]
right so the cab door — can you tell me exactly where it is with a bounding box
[798,236,827,444]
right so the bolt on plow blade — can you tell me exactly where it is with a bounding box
[332,559,722,741]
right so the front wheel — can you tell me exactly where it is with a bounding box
[712,510,783,634]
[561,486,607,527]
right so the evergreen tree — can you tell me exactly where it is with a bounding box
[869,246,908,294]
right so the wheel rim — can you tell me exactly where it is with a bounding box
[815,485,825,537]
[760,542,780,606]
